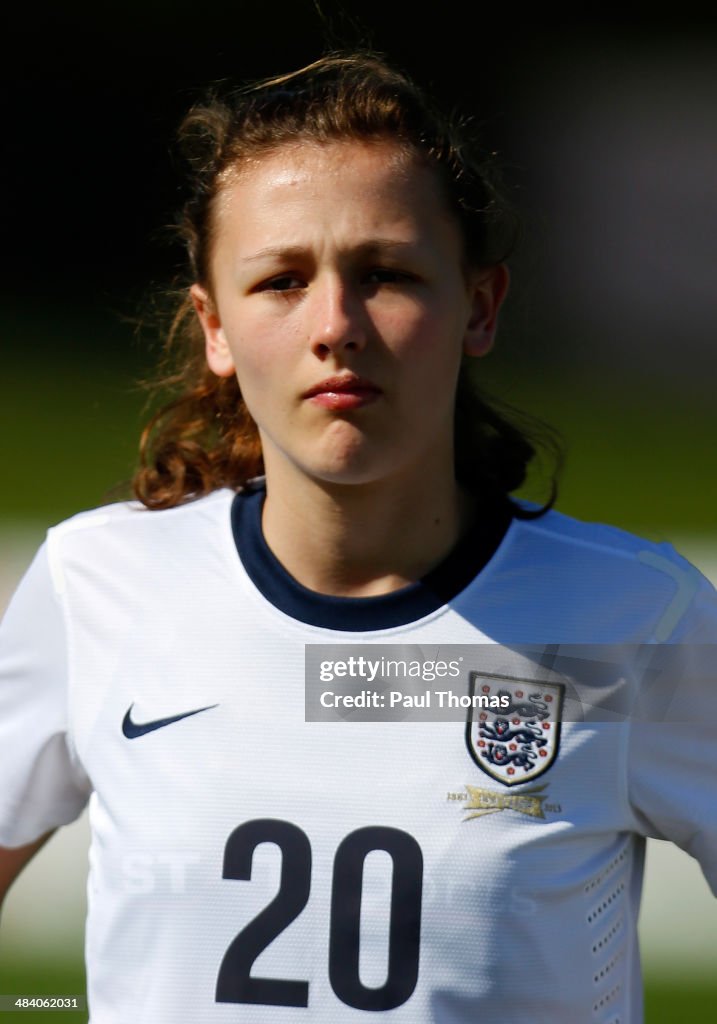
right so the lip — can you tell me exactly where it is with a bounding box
[302,374,382,410]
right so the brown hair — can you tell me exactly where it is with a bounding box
[134,52,558,513]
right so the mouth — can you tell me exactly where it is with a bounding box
[302,374,382,410]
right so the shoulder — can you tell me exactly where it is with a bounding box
[513,503,703,576]
[44,490,236,589]
[485,504,715,643]
[47,489,235,542]
[517,504,696,564]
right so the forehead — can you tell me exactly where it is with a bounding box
[211,139,458,249]
[221,138,423,194]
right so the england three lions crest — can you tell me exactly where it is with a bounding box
[465,673,564,787]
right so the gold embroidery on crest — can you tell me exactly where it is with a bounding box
[462,784,548,821]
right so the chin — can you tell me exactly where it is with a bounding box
[297,431,393,485]
[287,448,399,489]
[307,461,393,489]
[307,448,422,491]
[264,427,417,490]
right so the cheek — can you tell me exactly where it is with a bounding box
[387,307,466,388]
[222,320,287,391]
[382,290,465,349]
[400,311,466,405]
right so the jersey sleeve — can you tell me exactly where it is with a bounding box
[0,541,91,847]
[626,562,717,894]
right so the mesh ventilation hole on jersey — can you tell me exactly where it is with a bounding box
[592,983,621,1014]
[593,945,625,985]
[592,916,623,955]
[586,881,626,924]
[584,846,629,894]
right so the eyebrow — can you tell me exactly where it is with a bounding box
[240,239,419,263]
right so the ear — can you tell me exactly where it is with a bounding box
[462,264,510,358]
[190,283,236,378]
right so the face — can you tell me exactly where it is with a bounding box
[192,140,508,492]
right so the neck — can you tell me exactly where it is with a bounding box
[260,465,476,598]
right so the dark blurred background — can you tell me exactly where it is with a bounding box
[1,4,716,1020]
[2,2,716,532]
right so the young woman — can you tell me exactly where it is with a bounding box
[1,53,715,1023]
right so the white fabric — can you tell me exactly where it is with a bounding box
[1,489,715,1023]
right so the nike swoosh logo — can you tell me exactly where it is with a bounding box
[122,702,219,739]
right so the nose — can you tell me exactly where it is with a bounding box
[308,274,368,358]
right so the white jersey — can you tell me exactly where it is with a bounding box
[1,485,716,1023]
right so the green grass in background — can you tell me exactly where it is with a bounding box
[503,373,717,537]
[1,308,149,526]
[644,980,717,1021]
[0,961,85,1022]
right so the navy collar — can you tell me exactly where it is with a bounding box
[231,483,511,631]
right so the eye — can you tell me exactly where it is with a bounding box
[364,268,416,286]
[257,274,305,293]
